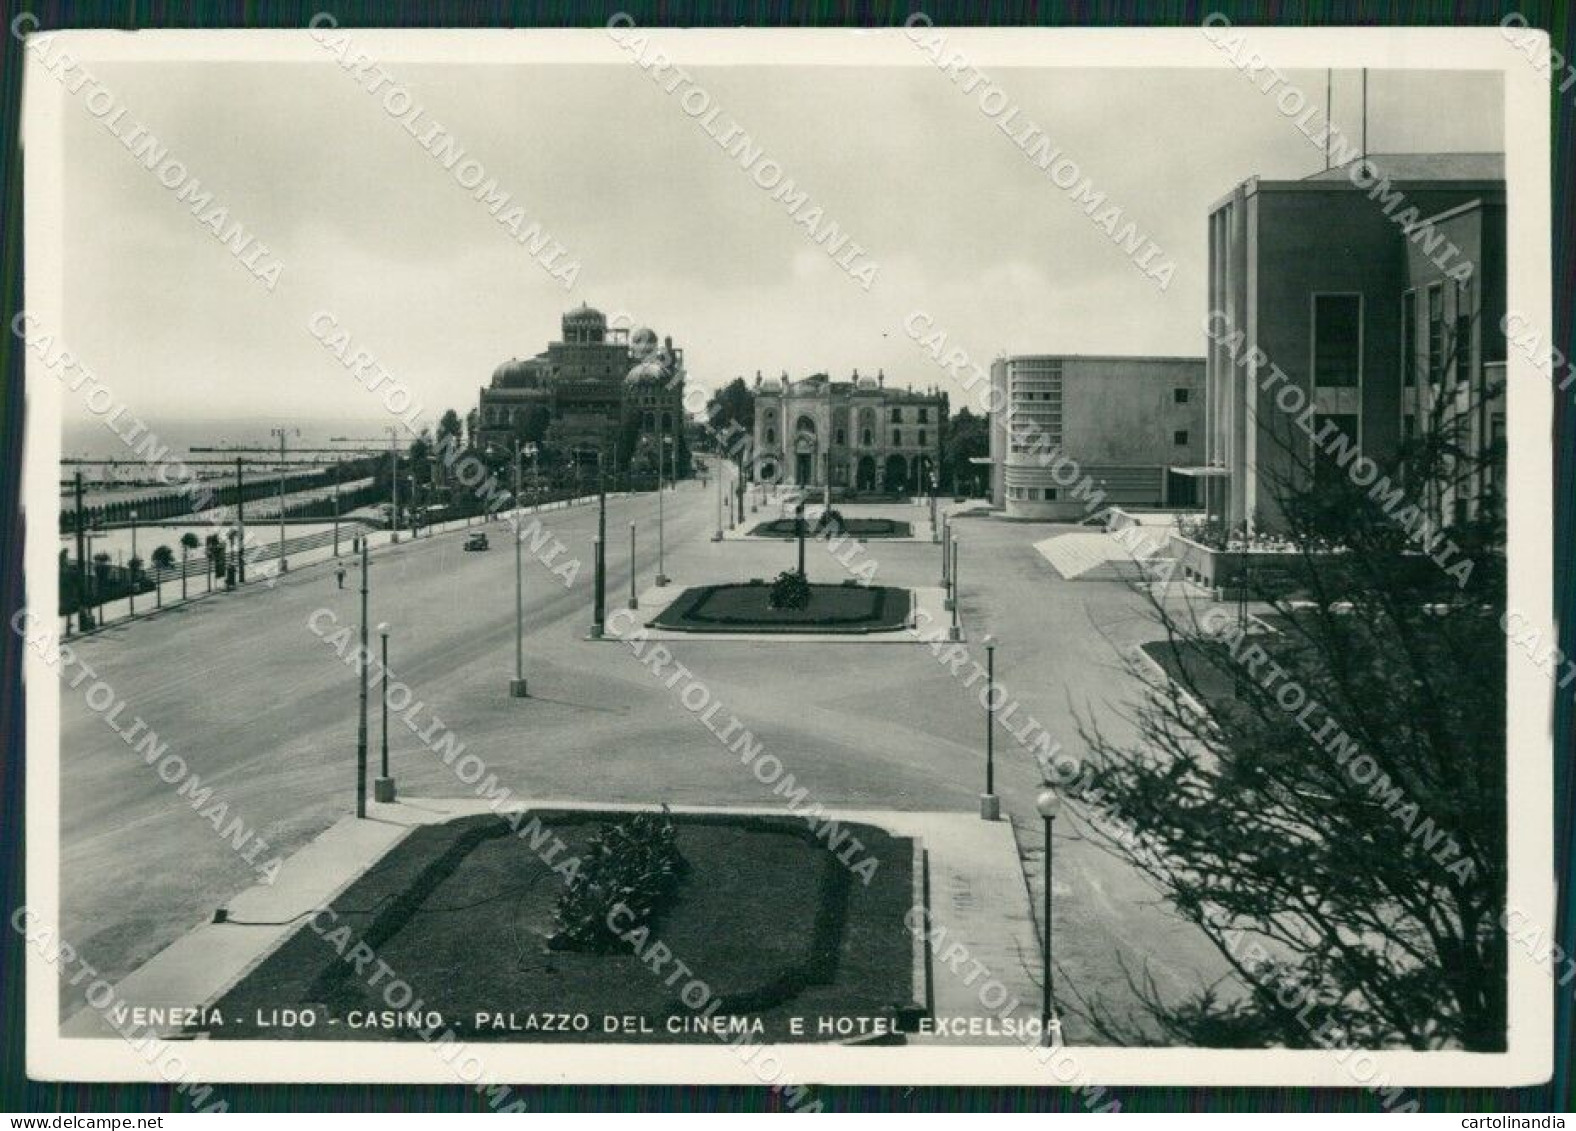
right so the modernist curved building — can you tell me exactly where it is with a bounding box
[988,354,1204,520]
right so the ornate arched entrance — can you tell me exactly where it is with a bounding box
[793,416,818,485]
[884,454,909,495]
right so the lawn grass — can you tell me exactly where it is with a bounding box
[750,517,913,539]
[206,811,916,1043]
[650,583,912,634]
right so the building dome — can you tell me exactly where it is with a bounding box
[564,303,605,324]
[491,358,538,388]
[561,304,607,345]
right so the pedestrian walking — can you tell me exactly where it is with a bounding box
[336,563,346,589]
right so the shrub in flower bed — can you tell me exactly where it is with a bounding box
[549,809,689,953]
[769,568,812,610]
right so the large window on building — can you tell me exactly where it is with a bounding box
[1455,280,1474,384]
[1312,294,1361,387]
[1401,290,1417,388]
[1427,284,1445,385]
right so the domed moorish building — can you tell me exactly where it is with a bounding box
[751,370,947,496]
[477,305,685,467]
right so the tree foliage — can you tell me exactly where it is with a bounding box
[1072,347,1506,1051]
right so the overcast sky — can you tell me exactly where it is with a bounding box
[59,59,1502,430]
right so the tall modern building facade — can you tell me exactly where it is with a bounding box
[987,355,1205,519]
[1203,153,1506,530]
[751,371,947,495]
[477,305,686,464]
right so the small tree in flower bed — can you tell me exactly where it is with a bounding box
[549,809,689,953]
[816,508,846,537]
[769,568,811,610]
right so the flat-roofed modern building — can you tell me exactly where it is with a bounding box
[987,355,1205,520]
[1202,153,1506,531]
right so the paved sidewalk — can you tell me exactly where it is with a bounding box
[55,492,621,638]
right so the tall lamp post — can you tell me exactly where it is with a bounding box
[510,446,528,697]
[656,427,670,586]
[1036,787,1063,1047]
[332,461,341,557]
[980,635,1000,821]
[948,537,962,641]
[591,450,607,638]
[795,500,807,579]
[234,456,246,583]
[72,472,87,633]
[83,522,98,629]
[374,623,396,802]
[128,509,139,616]
[355,541,370,819]
[269,427,299,573]
[628,521,639,609]
[388,428,401,543]
[712,453,724,541]
[931,474,940,542]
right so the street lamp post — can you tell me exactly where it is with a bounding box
[388,429,400,544]
[948,538,962,641]
[1036,787,1063,1047]
[656,429,670,587]
[628,521,639,609]
[128,509,139,616]
[374,623,396,802]
[946,532,957,612]
[332,462,341,557]
[712,454,724,541]
[355,541,370,819]
[931,474,940,542]
[270,427,298,573]
[234,457,246,584]
[510,448,528,698]
[72,472,87,634]
[83,524,98,629]
[980,635,1000,821]
[795,500,807,579]
[941,516,951,587]
[590,535,605,638]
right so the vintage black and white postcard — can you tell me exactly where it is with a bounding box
[15,21,1558,1101]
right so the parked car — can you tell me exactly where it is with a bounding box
[464,532,490,551]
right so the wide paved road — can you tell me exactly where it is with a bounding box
[57,480,1226,1038]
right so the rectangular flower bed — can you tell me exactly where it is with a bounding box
[650,582,913,634]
